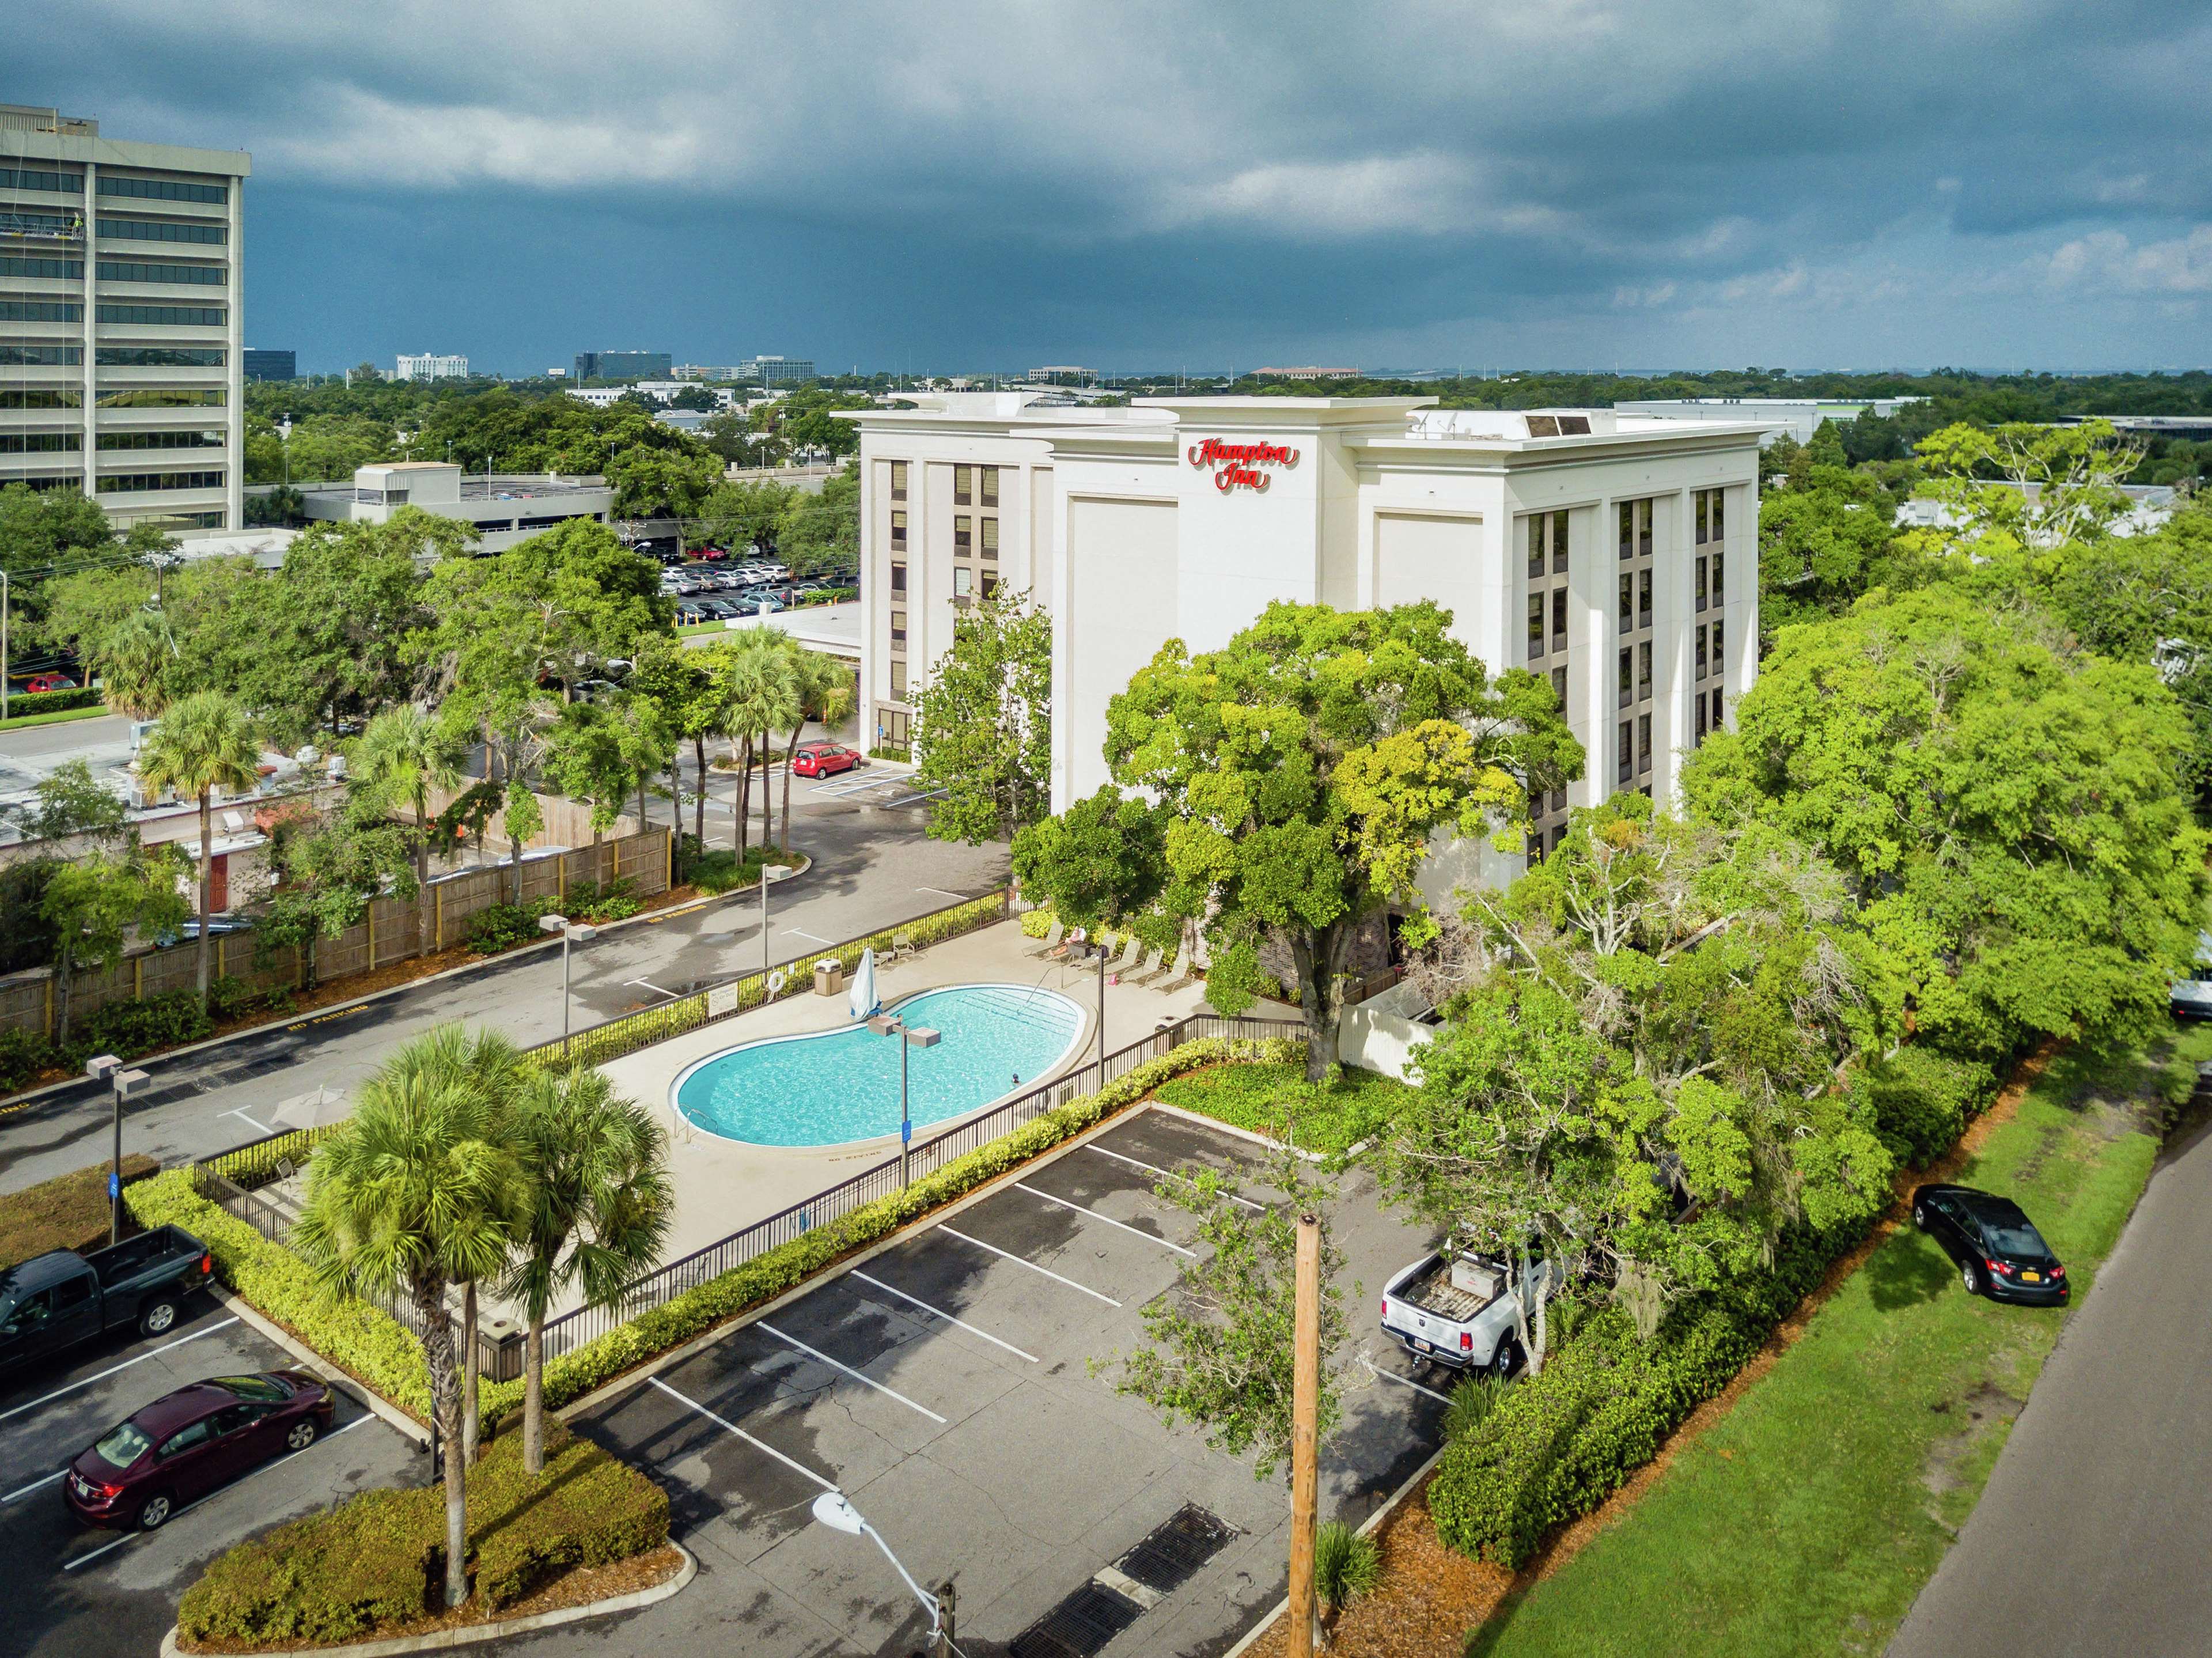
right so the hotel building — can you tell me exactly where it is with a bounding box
[1,105,249,532]
[846,393,1763,898]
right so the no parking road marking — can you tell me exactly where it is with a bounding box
[1014,1182,1198,1257]
[647,1376,838,1492]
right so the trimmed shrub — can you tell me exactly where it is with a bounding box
[59,989,213,1067]
[565,877,642,924]
[1019,906,1056,940]
[0,1027,56,1093]
[176,1426,667,1645]
[1858,1047,2001,1167]
[1314,1520,1382,1610]
[688,849,775,895]
[464,902,545,955]
[207,974,294,1024]
[0,685,101,721]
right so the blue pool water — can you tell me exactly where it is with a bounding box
[671,984,1087,1147]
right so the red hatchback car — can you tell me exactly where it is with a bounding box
[65,1371,334,1531]
[25,672,76,694]
[790,741,863,778]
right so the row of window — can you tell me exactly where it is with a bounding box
[0,344,77,364]
[97,346,226,365]
[100,259,224,286]
[99,429,225,451]
[953,464,1000,507]
[1526,586,1569,659]
[3,211,78,237]
[1616,714,1656,784]
[1694,486,1727,546]
[1619,567,1654,632]
[100,470,223,494]
[0,256,79,280]
[1695,552,1724,613]
[1525,509,1569,579]
[101,219,226,246]
[1618,498,1654,561]
[952,515,1000,559]
[0,166,81,194]
[97,304,225,325]
[889,460,908,501]
[0,433,78,452]
[1618,642,1653,709]
[0,300,79,321]
[97,387,226,408]
[98,175,229,205]
[1693,687,1725,743]
[1695,619,1725,680]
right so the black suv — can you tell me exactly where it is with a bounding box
[1912,1183,2068,1304]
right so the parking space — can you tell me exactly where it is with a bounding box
[561,1106,1450,1658]
[0,1300,419,1658]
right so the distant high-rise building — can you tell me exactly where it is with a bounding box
[243,348,295,381]
[395,352,468,382]
[1,103,249,531]
[672,362,741,382]
[739,354,814,385]
[574,350,671,381]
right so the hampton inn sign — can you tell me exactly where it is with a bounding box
[1186,437,1300,492]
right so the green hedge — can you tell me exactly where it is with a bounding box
[176,1426,668,1646]
[0,1027,55,1093]
[1856,1048,2001,1168]
[1429,1224,1843,1568]
[2,685,100,720]
[58,989,214,1068]
[141,1035,1297,1434]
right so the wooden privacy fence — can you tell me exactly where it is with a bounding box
[0,827,674,1046]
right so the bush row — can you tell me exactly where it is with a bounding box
[0,1028,52,1093]
[58,989,214,1068]
[1427,1048,2003,1569]
[463,880,649,955]
[176,1425,668,1646]
[1855,1046,2003,1168]
[0,685,101,721]
[139,1034,1295,1435]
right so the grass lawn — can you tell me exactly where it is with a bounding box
[1150,1059,1419,1156]
[0,1155,159,1269]
[1466,1024,2210,1658]
[0,702,108,733]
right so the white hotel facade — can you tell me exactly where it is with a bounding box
[846,394,1762,896]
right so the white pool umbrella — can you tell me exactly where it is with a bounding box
[272,1084,348,1131]
[848,947,879,1020]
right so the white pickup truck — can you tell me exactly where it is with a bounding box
[1380,1248,1549,1378]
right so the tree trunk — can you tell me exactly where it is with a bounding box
[759,729,772,851]
[691,737,707,849]
[414,797,433,958]
[54,943,74,1047]
[734,738,752,857]
[195,789,213,1001]
[780,722,804,857]
[1289,926,1345,1084]
[461,1280,480,1467]
[414,1275,469,1610]
[508,823,525,908]
[522,1315,545,1476]
[636,775,649,834]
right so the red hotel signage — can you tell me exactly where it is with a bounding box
[1187,437,1300,493]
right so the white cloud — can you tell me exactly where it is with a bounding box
[1145,153,1484,239]
[2042,226,2212,293]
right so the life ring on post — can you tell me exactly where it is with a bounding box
[767,968,789,995]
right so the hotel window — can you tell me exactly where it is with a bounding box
[1528,593,1546,658]
[1637,567,1652,630]
[953,515,971,554]
[890,608,906,646]
[891,562,907,594]
[1712,550,1725,600]
[1696,624,1708,675]
[1618,573,1632,631]
[1551,588,1567,653]
[1617,498,1652,561]
[954,465,973,506]
[1637,713,1652,775]
[1618,721,1634,783]
[1695,556,1709,613]
[1525,510,1566,578]
[891,661,907,698]
[1711,618,1724,679]
[1696,696,1709,742]
[1618,648,1633,710]
[891,510,906,551]
[1550,665,1567,708]
[980,465,999,507]
[982,571,999,598]
[954,567,972,597]
[1711,687,1724,729]
[980,516,999,561]
[1637,641,1652,703]
[890,461,908,501]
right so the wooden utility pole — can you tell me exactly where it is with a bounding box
[1287,1212,1321,1658]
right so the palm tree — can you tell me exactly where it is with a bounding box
[779,646,855,857]
[717,636,790,858]
[93,608,180,719]
[138,690,262,1001]
[291,1025,524,1611]
[353,705,465,955]
[501,1068,671,1474]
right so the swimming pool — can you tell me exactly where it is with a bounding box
[671,983,1087,1148]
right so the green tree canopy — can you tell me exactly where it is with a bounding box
[911,588,1051,844]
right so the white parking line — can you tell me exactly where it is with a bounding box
[848,1271,1038,1364]
[0,1317,241,1424]
[756,1322,946,1423]
[937,1226,1122,1306]
[1014,1183,1198,1257]
[1084,1144,1267,1211]
[648,1376,838,1492]
[61,1414,369,1572]
[3,1468,65,1504]
[1371,1364,1455,1406]
[783,927,835,945]
[916,887,969,902]
[221,1105,276,1137]
[625,977,679,1000]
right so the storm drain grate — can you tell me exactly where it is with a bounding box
[1008,1583,1144,1658]
[1117,1503,1238,1596]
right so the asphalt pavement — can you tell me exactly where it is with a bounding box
[0,1296,418,1658]
[1887,1105,2212,1658]
[0,764,1009,1194]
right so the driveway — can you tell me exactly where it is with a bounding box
[0,1297,419,1658]
[505,1107,1451,1657]
[0,773,1009,1193]
[1887,1105,2212,1657]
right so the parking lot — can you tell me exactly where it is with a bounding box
[0,1299,419,1658]
[538,1106,1449,1658]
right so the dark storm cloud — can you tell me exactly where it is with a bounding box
[17,0,2212,368]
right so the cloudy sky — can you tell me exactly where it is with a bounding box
[23,0,2212,374]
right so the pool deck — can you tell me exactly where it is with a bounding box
[598,918,1221,1280]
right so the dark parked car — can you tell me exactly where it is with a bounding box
[0,1228,214,1377]
[64,1371,334,1531]
[1912,1183,2069,1304]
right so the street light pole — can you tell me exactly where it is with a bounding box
[868,1015,941,1186]
[86,1055,149,1244]
[760,861,793,976]
[810,1492,947,1653]
[538,914,599,1059]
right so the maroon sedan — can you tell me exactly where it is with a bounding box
[65,1371,334,1531]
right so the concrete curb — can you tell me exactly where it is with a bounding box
[0,853,818,1118]
[158,1541,696,1657]
[207,1284,431,1448]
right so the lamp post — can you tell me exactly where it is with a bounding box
[867,1013,940,1185]
[85,1055,151,1244]
[537,914,600,1059]
[810,1491,953,1657]
[760,862,793,974]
